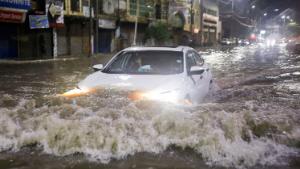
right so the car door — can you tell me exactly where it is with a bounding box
[185,50,210,102]
[192,51,212,95]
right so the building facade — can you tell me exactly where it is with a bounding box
[0,0,222,60]
[57,0,91,57]
[167,0,221,46]
[0,0,52,59]
[201,0,220,45]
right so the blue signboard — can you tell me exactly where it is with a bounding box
[0,0,31,10]
[29,15,49,29]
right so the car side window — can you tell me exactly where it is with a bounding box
[186,51,197,72]
[193,51,204,66]
[106,52,129,73]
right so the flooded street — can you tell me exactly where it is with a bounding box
[0,45,299,169]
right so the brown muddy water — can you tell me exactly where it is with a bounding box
[0,45,299,169]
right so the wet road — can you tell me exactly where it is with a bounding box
[0,44,299,169]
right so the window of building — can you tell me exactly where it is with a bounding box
[129,0,152,17]
[161,2,168,20]
[204,8,217,16]
[155,4,161,19]
[63,0,66,10]
[129,0,137,15]
[99,0,103,14]
[31,0,45,12]
[71,0,80,12]
[82,0,89,7]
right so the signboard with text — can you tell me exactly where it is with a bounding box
[0,0,31,10]
[99,19,116,29]
[46,0,64,28]
[29,15,49,29]
[0,9,25,23]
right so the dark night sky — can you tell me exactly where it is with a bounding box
[221,0,300,16]
[252,0,300,19]
[254,0,300,10]
[231,0,300,21]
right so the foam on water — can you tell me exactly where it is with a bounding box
[0,91,298,168]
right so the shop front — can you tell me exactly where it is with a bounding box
[97,18,116,53]
[0,0,30,59]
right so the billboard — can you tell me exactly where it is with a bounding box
[46,0,64,28]
[0,0,31,10]
[0,9,26,23]
[29,15,49,29]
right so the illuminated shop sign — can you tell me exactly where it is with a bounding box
[0,0,31,10]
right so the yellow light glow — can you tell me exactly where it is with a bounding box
[60,87,96,98]
[128,91,146,101]
[128,90,180,104]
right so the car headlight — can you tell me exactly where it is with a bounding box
[61,86,94,98]
[128,90,180,103]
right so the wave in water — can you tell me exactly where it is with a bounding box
[0,92,299,169]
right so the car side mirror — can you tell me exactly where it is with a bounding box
[189,66,205,75]
[93,64,104,71]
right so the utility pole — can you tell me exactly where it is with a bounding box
[231,0,234,39]
[95,0,99,53]
[89,0,93,57]
[53,28,58,58]
[200,0,204,46]
[133,0,139,46]
[190,0,194,46]
[190,0,194,32]
[117,0,121,50]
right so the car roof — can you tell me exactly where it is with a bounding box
[122,46,193,52]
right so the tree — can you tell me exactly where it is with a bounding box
[145,21,171,45]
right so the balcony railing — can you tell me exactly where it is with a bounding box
[129,1,154,18]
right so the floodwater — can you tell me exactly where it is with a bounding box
[0,44,299,169]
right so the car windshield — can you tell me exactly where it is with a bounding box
[103,50,184,75]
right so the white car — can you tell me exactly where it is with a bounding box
[63,46,213,104]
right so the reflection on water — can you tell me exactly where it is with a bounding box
[0,45,299,169]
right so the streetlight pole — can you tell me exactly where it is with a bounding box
[89,0,93,57]
[95,0,99,53]
[133,0,139,46]
[190,0,194,32]
[200,0,203,46]
[231,0,234,39]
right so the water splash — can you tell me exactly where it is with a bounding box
[0,91,298,168]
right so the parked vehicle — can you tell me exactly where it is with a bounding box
[286,37,300,54]
[62,46,213,104]
[220,38,236,45]
[220,38,233,45]
[238,39,250,46]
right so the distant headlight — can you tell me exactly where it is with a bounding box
[266,39,276,47]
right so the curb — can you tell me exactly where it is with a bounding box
[0,57,79,64]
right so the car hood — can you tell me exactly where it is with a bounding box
[78,71,185,92]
